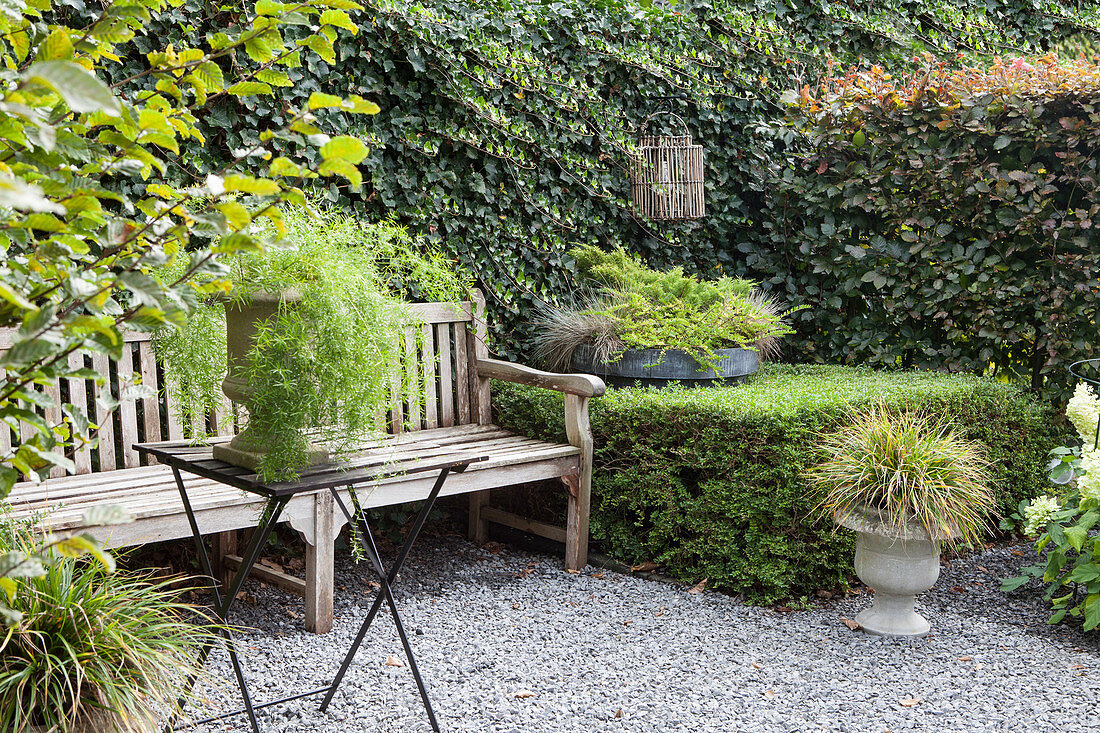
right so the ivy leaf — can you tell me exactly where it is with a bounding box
[24,60,121,116]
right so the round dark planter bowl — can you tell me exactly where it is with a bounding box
[571,345,759,388]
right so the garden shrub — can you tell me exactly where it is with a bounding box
[493,365,1067,603]
[773,55,1100,398]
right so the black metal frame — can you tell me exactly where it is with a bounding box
[134,441,485,733]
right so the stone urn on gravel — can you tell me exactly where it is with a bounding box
[807,405,997,638]
[836,505,956,636]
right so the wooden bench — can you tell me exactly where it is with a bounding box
[3,291,605,633]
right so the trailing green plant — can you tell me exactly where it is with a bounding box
[493,364,1065,602]
[156,207,469,481]
[0,0,380,500]
[0,515,217,732]
[1003,381,1100,631]
[531,245,799,370]
[806,405,997,547]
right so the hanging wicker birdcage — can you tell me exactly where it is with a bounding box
[630,112,705,221]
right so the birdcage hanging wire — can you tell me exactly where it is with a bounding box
[630,111,705,221]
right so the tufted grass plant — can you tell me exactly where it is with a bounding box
[807,404,997,547]
[0,520,216,732]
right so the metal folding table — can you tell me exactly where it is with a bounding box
[135,439,488,733]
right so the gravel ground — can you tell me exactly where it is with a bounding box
[186,534,1100,733]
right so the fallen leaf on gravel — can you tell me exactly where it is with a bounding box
[957,656,972,662]
[1011,550,1025,557]
[615,709,623,719]
[899,697,923,707]
[977,566,989,573]
[513,690,537,699]
[951,586,966,593]
[688,578,707,594]
[1071,664,1087,669]
[631,561,659,573]
[841,617,862,631]
[565,568,580,574]
[384,655,404,667]
[763,690,775,699]
[591,572,605,579]
[975,663,984,671]
[623,620,633,625]
[483,542,506,554]
[751,662,763,670]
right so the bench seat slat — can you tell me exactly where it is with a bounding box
[8,426,579,530]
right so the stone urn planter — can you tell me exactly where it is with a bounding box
[571,344,759,388]
[837,506,954,637]
[212,289,330,470]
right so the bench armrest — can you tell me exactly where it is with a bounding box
[475,358,606,398]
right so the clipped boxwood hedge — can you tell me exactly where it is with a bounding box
[491,364,1067,604]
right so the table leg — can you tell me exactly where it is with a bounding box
[319,467,452,731]
[168,466,289,733]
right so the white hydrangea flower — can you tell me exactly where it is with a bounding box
[1023,495,1061,536]
[1077,449,1100,502]
[1067,382,1100,446]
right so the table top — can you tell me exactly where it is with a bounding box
[134,438,489,498]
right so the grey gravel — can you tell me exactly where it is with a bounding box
[188,535,1100,733]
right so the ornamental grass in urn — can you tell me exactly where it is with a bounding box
[807,405,996,637]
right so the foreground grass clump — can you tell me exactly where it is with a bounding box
[493,364,1067,603]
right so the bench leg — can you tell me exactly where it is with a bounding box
[564,394,592,571]
[305,490,335,634]
[562,473,589,570]
[468,489,489,544]
[213,530,238,590]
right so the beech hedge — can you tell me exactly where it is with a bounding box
[492,365,1067,603]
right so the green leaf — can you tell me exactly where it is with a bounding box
[37,27,73,60]
[318,9,357,34]
[227,81,273,96]
[24,60,121,115]
[52,533,115,572]
[300,34,335,64]
[318,157,361,186]
[1000,575,1030,592]
[0,576,15,603]
[319,135,367,164]
[1065,526,1088,552]
[0,281,38,311]
[194,61,225,91]
[0,551,45,578]
[82,504,133,526]
[308,91,343,109]
[222,174,280,195]
[257,69,291,87]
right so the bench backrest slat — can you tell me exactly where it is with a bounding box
[0,293,492,478]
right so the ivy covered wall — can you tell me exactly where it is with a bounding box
[90,0,1100,391]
